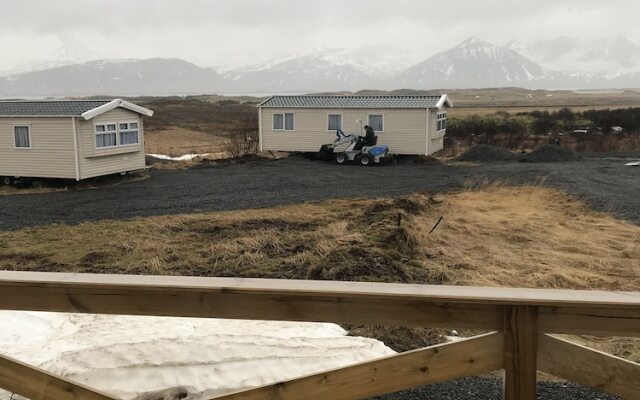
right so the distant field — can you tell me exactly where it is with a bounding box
[355,87,640,108]
[448,104,640,117]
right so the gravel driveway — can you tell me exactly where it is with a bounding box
[0,156,638,231]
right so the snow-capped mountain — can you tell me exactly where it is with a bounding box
[0,45,103,76]
[221,48,402,93]
[506,36,640,77]
[0,58,221,96]
[399,37,548,89]
[2,37,640,96]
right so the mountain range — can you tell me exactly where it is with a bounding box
[2,37,640,97]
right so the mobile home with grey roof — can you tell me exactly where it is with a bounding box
[257,95,452,156]
[0,99,153,182]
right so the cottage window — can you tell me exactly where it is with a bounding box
[437,112,447,131]
[368,115,384,132]
[95,123,117,148]
[328,114,342,131]
[273,113,294,131]
[119,122,139,145]
[13,125,31,148]
[284,113,294,131]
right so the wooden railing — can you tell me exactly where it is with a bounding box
[0,271,638,400]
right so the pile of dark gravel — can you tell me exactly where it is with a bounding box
[518,144,580,163]
[455,145,518,162]
[370,376,619,400]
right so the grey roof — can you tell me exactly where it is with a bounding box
[258,95,446,109]
[0,100,111,117]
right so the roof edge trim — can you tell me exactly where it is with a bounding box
[81,99,154,120]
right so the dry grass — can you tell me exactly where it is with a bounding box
[144,127,226,157]
[412,185,640,290]
[0,185,638,356]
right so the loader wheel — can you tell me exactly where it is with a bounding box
[335,153,347,165]
[360,155,372,166]
[1,177,12,186]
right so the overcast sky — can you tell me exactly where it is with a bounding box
[1,0,639,71]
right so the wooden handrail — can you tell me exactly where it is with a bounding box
[0,271,638,400]
[0,272,638,336]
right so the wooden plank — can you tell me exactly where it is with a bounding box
[502,306,538,400]
[0,353,117,400]
[538,334,640,399]
[209,332,504,400]
[539,306,640,337]
[1,272,639,308]
[0,272,638,335]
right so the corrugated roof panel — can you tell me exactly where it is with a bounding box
[0,100,111,117]
[259,95,444,109]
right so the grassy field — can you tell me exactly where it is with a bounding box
[144,127,226,157]
[1,185,638,357]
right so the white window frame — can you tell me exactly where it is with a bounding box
[272,113,284,131]
[327,113,343,132]
[94,122,118,149]
[437,112,447,132]
[12,124,32,149]
[367,114,385,132]
[118,121,140,146]
[272,113,294,131]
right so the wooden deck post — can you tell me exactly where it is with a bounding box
[503,305,538,400]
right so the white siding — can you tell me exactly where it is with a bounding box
[77,108,146,179]
[0,117,76,179]
[260,108,429,155]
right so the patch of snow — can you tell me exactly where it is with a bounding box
[625,161,640,166]
[0,311,395,399]
[147,153,210,161]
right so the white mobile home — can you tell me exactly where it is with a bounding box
[257,95,453,155]
[0,99,153,182]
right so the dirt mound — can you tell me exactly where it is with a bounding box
[518,144,580,163]
[455,145,517,162]
[393,155,442,165]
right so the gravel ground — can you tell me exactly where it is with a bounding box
[0,156,638,231]
[371,377,619,400]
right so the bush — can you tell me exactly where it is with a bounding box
[223,115,259,158]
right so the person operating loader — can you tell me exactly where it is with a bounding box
[363,125,377,146]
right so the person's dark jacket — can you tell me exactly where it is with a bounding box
[364,127,376,146]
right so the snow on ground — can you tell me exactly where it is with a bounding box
[0,311,394,399]
[147,153,212,161]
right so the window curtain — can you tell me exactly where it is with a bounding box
[368,115,383,131]
[273,114,284,130]
[14,126,30,148]
[96,133,117,148]
[328,114,342,131]
[284,113,294,130]
[120,131,139,145]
